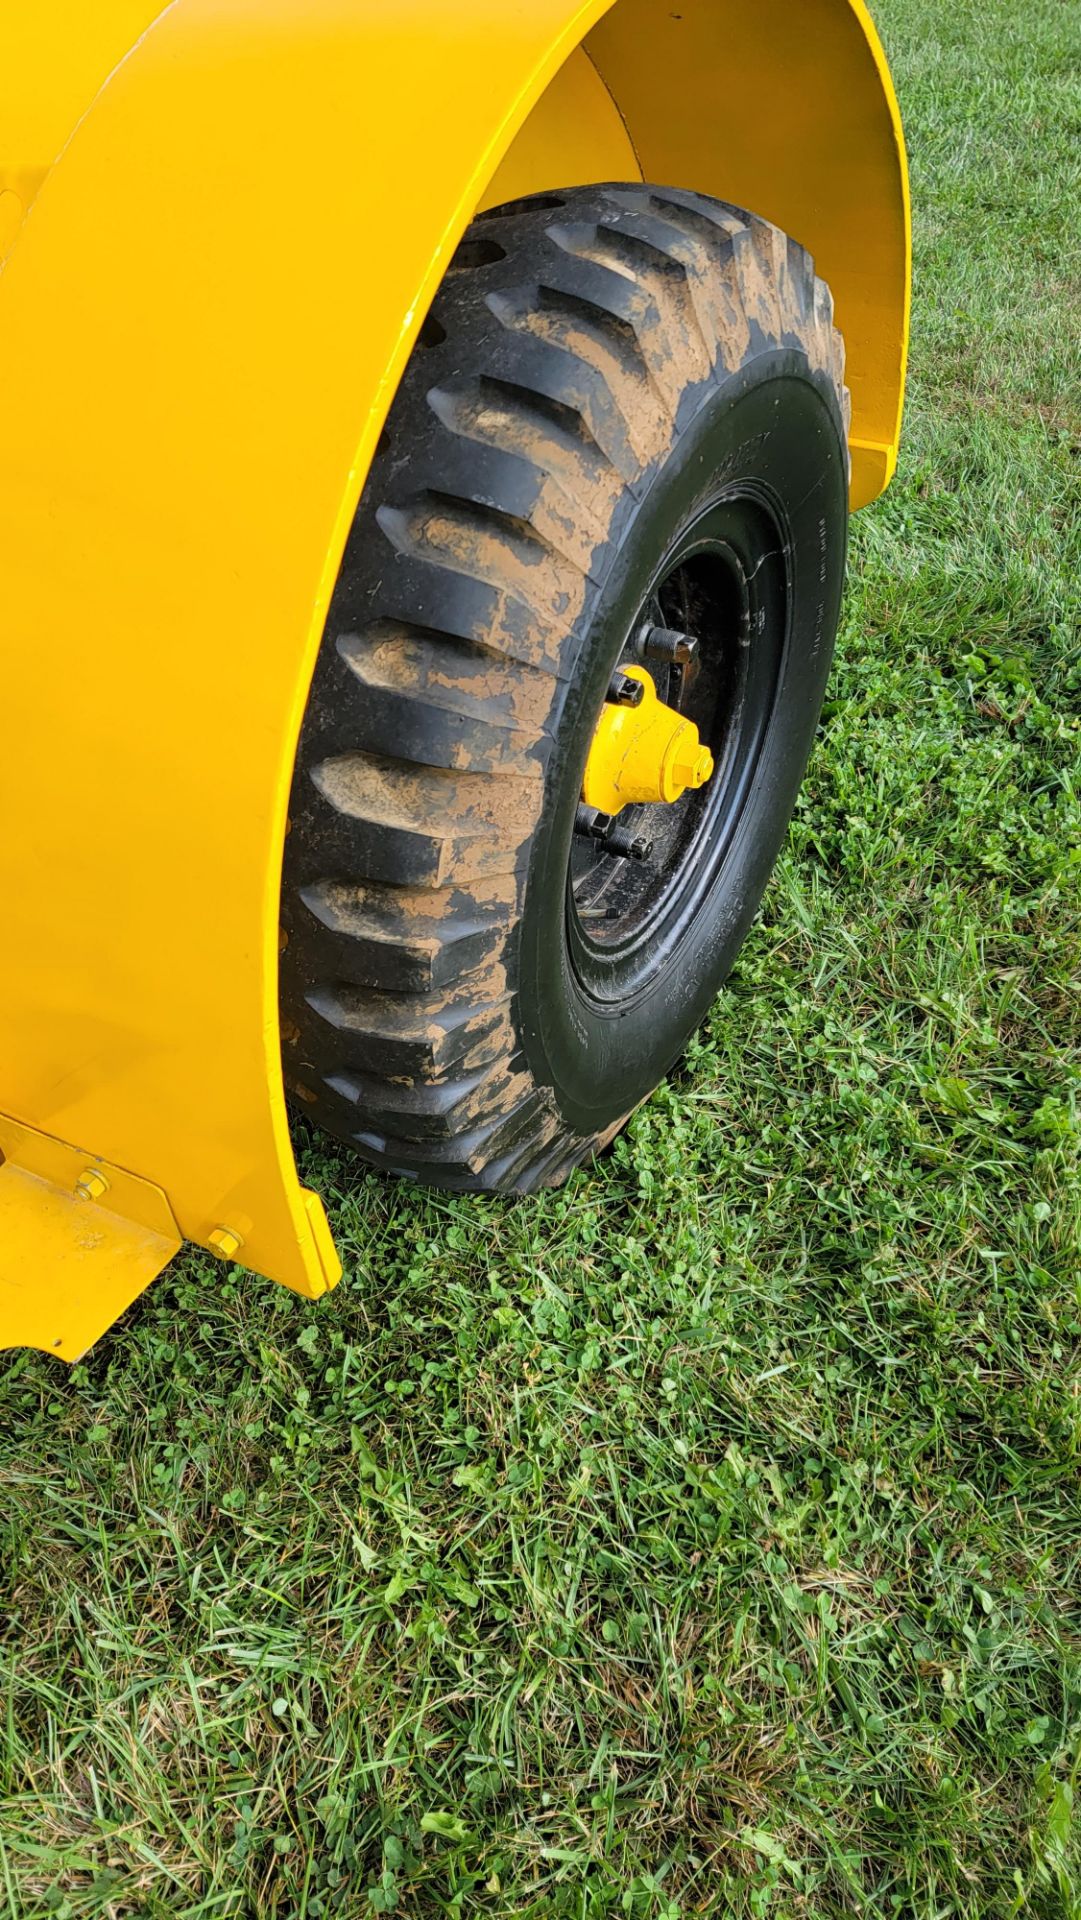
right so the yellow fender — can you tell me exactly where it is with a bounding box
[0,0,909,1358]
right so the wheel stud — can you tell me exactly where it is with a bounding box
[604,825,653,861]
[575,804,653,862]
[607,669,645,707]
[637,624,698,669]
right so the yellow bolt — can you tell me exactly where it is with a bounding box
[673,743,715,791]
[208,1226,243,1261]
[74,1168,109,1202]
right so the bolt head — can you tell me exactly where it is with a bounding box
[208,1227,243,1262]
[74,1168,109,1202]
[672,744,715,792]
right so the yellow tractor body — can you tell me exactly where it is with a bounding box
[0,0,909,1359]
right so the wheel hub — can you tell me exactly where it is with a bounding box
[567,495,790,990]
[581,665,714,816]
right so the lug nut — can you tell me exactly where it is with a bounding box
[574,804,653,862]
[638,624,698,668]
[604,826,653,861]
[607,669,645,707]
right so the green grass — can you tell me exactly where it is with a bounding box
[2,2,1080,1913]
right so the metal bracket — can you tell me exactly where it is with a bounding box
[0,1114,183,1361]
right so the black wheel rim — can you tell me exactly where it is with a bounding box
[567,488,789,1004]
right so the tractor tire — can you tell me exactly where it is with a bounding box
[281,184,850,1190]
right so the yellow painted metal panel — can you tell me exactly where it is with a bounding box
[0,4,165,165]
[0,2,167,245]
[482,47,641,211]
[0,1116,182,1359]
[585,0,910,508]
[0,0,621,1355]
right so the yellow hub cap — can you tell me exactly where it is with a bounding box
[581,666,714,817]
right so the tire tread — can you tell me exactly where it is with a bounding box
[281,184,849,1188]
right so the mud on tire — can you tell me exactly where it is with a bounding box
[280,184,850,1190]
